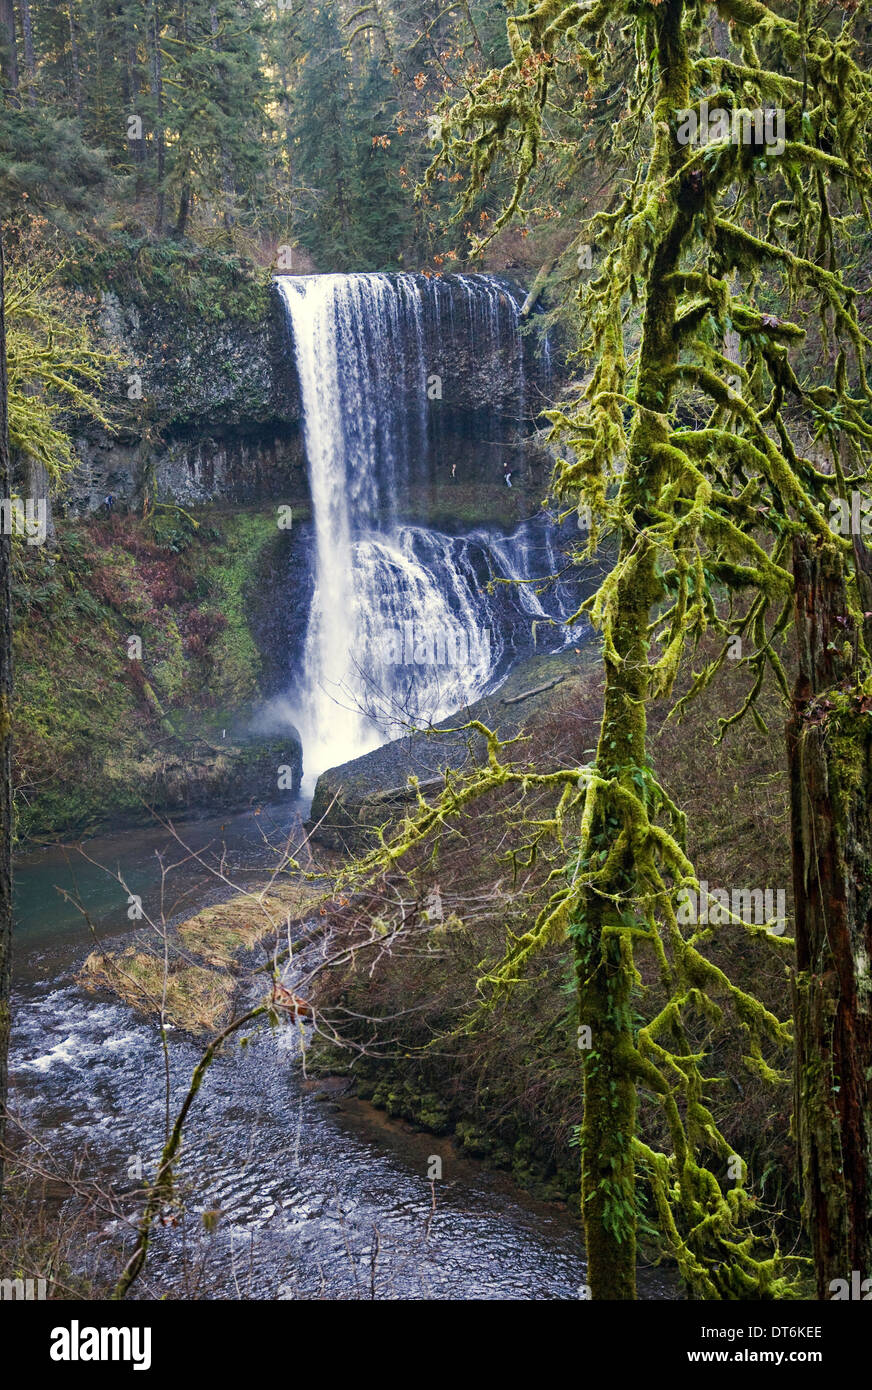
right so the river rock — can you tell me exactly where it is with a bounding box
[309,645,602,850]
[103,728,303,832]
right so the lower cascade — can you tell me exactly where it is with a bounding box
[275,271,581,780]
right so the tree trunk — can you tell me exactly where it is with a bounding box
[787,534,872,1297]
[121,30,142,169]
[171,1,190,238]
[0,232,14,1224]
[574,0,692,1300]
[173,179,191,239]
[146,0,165,235]
[209,4,235,231]
[0,0,19,96]
[18,0,34,104]
[67,0,83,117]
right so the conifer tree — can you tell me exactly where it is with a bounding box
[163,0,270,237]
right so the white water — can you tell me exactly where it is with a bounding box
[276,272,574,782]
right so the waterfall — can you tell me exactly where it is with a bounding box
[276,272,578,781]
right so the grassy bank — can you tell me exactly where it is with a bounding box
[12,505,297,843]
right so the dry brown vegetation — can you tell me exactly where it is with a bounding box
[79,879,330,1033]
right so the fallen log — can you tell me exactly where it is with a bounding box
[501,674,567,705]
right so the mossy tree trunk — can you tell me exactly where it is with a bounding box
[575,0,691,1300]
[0,232,13,1221]
[788,535,872,1296]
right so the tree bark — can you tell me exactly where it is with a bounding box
[173,178,191,239]
[573,0,694,1302]
[18,0,34,104]
[0,0,19,96]
[122,28,142,168]
[171,1,190,238]
[146,0,166,235]
[209,4,235,231]
[788,534,872,1297]
[0,232,14,1225]
[67,0,82,118]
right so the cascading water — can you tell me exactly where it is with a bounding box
[276,272,580,782]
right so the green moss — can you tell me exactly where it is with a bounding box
[826,691,872,810]
[202,511,278,715]
[71,231,269,325]
[152,617,187,705]
[12,506,292,841]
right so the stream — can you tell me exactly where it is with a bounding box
[10,807,672,1300]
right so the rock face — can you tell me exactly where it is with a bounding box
[96,284,300,428]
[309,644,603,851]
[61,275,556,518]
[68,426,305,517]
[62,283,305,517]
[119,730,304,828]
[22,727,304,844]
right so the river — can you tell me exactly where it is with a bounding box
[9,806,673,1300]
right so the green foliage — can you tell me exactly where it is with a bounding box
[72,230,268,323]
[145,503,200,553]
[285,2,440,269]
[3,239,119,479]
[161,0,272,235]
[0,106,110,229]
[11,508,278,840]
[1,0,535,274]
